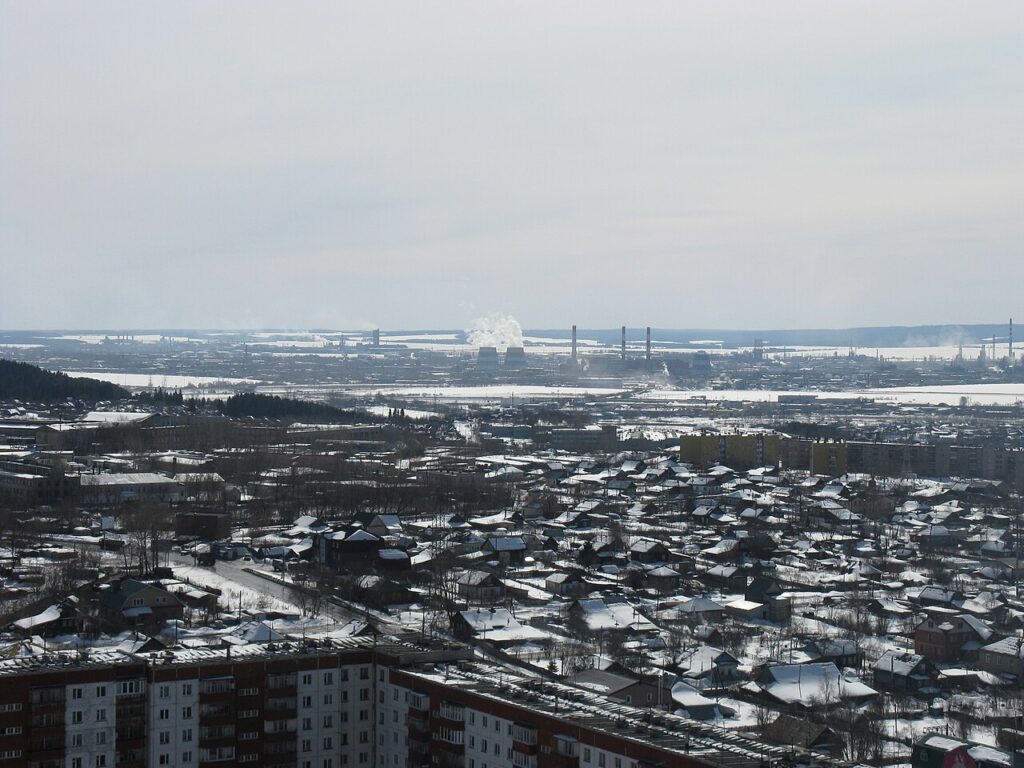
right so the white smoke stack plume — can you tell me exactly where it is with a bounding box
[466,314,524,351]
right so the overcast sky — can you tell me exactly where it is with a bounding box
[1,2,1022,331]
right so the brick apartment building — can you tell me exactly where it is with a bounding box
[0,637,825,768]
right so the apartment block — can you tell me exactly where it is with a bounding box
[0,638,834,768]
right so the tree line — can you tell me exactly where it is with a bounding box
[0,359,129,402]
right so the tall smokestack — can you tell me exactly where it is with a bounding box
[1010,318,1014,360]
[646,327,651,363]
[571,325,577,360]
[621,326,626,361]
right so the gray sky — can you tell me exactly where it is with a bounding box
[1,1,1022,331]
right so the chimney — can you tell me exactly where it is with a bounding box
[646,326,652,363]
[621,326,626,361]
[1010,318,1014,360]
[571,325,577,360]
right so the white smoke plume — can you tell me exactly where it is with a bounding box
[466,313,524,351]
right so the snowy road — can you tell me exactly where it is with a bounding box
[166,552,403,633]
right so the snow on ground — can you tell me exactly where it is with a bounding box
[346,385,625,401]
[61,371,259,387]
[639,384,1024,406]
[361,405,441,420]
[170,564,295,614]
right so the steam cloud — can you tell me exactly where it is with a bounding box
[466,314,524,350]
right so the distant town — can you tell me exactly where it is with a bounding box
[0,321,1022,768]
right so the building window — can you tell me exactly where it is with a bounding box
[117,680,143,696]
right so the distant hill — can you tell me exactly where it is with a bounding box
[0,359,130,402]
[219,392,359,422]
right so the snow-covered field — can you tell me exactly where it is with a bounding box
[348,385,625,401]
[166,564,296,614]
[61,371,260,387]
[640,384,1024,406]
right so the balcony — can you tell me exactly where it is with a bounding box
[406,713,430,733]
[512,752,537,768]
[512,723,538,746]
[436,701,465,723]
[116,726,147,743]
[264,741,296,759]
[28,738,65,754]
[543,753,582,768]
[541,735,581,768]
[29,715,64,729]
[434,727,465,747]
[198,746,235,763]
[200,678,235,696]
[264,697,297,718]
[431,751,465,768]
[265,673,296,697]
[198,704,235,724]
[116,703,146,720]
[199,725,236,743]
[28,689,65,706]
[116,752,145,768]
[264,721,297,739]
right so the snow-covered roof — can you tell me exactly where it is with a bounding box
[757,663,876,707]
[13,605,61,630]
